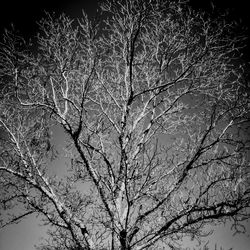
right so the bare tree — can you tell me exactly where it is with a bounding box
[0,0,250,249]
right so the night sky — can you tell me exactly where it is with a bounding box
[0,1,249,250]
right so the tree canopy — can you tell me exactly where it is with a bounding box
[0,0,250,249]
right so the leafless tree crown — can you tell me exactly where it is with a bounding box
[0,0,249,249]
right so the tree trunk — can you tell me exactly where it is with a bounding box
[120,230,131,250]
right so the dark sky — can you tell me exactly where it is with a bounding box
[0,0,249,36]
[0,0,249,64]
[0,0,98,37]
